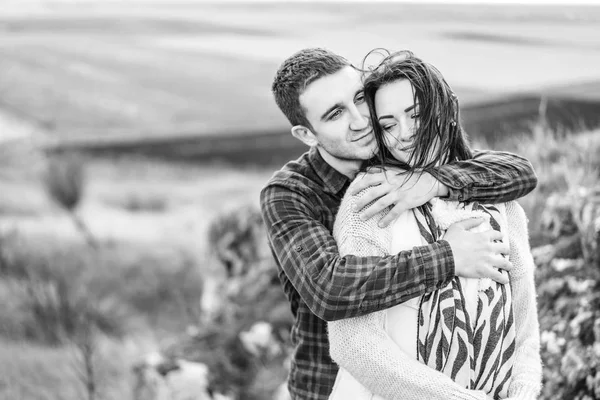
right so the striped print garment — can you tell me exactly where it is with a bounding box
[415,202,516,400]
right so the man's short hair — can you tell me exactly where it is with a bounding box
[271,48,351,129]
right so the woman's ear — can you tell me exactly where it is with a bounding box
[291,125,319,147]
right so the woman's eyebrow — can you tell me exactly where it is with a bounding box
[378,115,394,120]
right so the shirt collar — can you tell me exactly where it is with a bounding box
[308,147,351,196]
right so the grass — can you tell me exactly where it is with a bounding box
[0,336,145,400]
[0,142,278,398]
[478,126,600,246]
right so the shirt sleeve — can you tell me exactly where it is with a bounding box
[328,201,488,400]
[430,150,538,203]
[505,201,543,400]
[260,182,455,322]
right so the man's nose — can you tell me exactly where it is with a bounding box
[349,107,369,131]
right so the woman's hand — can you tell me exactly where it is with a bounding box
[349,167,448,227]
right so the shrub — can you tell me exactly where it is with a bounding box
[206,203,269,278]
[0,229,205,344]
[528,129,600,399]
[0,231,131,344]
[44,154,85,212]
[44,154,97,248]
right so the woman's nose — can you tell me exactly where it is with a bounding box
[397,118,413,141]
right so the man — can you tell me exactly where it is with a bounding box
[260,48,537,400]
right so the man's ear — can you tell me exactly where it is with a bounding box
[291,125,318,147]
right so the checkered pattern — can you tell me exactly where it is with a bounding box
[259,147,537,400]
[434,150,538,203]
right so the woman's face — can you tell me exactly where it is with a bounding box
[374,79,420,165]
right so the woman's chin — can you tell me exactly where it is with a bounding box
[391,149,410,164]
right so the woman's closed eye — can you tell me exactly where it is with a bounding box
[381,123,396,132]
[354,92,365,104]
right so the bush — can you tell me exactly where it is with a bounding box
[494,127,600,246]
[0,231,131,344]
[524,129,600,399]
[0,229,205,344]
[135,204,293,400]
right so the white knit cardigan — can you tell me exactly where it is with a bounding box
[327,180,542,400]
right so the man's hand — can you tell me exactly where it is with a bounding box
[444,218,512,284]
[349,167,448,228]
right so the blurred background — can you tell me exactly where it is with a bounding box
[0,1,599,399]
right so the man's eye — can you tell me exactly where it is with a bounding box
[355,94,365,104]
[410,113,420,119]
[329,109,343,120]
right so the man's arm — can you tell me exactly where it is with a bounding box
[260,183,454,322]
[352,150,537,227]
[432,150,537,203]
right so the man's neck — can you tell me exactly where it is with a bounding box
[316,147,362,179]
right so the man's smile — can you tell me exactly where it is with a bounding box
[351,130,373,142]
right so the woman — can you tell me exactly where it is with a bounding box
[327,50,542,400]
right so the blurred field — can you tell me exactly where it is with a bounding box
[1,1,600,142]
[0,149,276,398]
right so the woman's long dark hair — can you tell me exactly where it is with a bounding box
[362,49,473,173]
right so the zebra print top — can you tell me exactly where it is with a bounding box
[415,201,515,399]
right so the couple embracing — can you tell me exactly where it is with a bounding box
[260,48,541,400]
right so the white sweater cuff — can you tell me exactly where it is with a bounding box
[451,389,487,400]
[509,384,541,400]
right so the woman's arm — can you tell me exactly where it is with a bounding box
[328,314,488,400]
[504,201,543,399]
[328,186,488,400]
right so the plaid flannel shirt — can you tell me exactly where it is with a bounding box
[259,147,537,400]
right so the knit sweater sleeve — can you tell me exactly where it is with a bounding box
[328,183,487,400]
[505,201,543,400]
[332,180,391,258]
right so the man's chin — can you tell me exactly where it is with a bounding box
[355,143,378,161]
[358,136,376,151]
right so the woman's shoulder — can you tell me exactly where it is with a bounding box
[346,172,375,197]
[502,201,528,226]
[334,174,393,240]
[342,173,391,215]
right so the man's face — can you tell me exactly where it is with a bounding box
[299,66,376,165]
